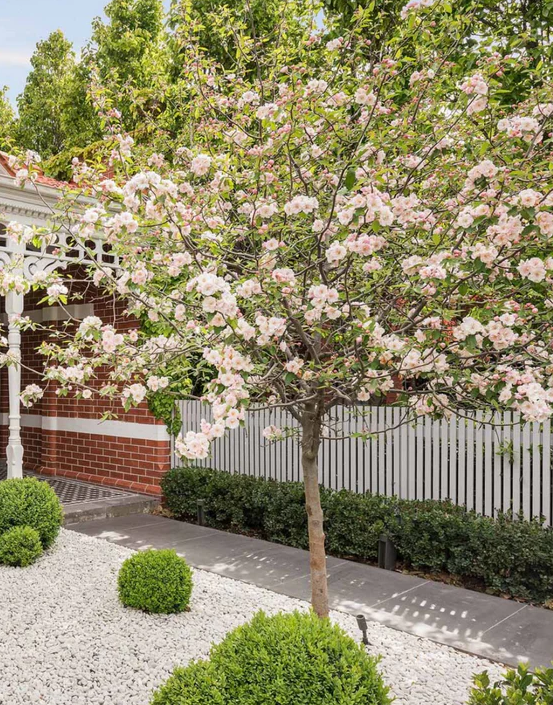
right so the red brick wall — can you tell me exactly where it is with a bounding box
[39,431,169,496]
[0,272,171,495]
[21,427,42,469]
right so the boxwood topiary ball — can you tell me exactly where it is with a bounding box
[118,549,193,614]
[0,525,43,567]
[0,477,63,549]
[151,610,391,705]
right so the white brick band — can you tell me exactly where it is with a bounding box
[0,303,95,325]
[0,414,171,442]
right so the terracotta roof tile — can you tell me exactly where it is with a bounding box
[0,151,76,189]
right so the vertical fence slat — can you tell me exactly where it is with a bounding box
[432,415,440,500]
[259,409,265,479]
[457,416,465,507]
[512,415,521,516]
[361,413,369,493]
[400,412,408,499]
[352,410,359,492]
[441,416,449,501]
[273,410,280,481]
[231,406,236,474]
[466,413,475,510]
[406,419,415,500]
[332,408,338,487]
[492,412,503,516]
[370,409,378,494]
[378,407,386,495]
[272,409,279,479]
[543,420,551,525]
[533,422,541,521]
[522,420,532,520]
[327,408,336,489]
[448,415,457,503]
[249,409,255,478]
[296,409,303,482]
[501,411,511,516]
[339,407,348,491]
[424,416,432,500]
[474,411,484,514]
[392,408,401,497]
[416,416,424,500]
[238,408,245,476]
[385,407,392,496]
[484,414,493,516]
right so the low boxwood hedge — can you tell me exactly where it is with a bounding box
[118,549,193,614]
[151,610,391,705]
[162,466,553,604]
[0,525,43,567]
[0,477,63,549]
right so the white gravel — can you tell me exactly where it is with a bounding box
[0,528,504,705]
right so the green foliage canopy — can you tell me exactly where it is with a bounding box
[10,0,553,162]
[0,87,16,152]
[15,30,77,158]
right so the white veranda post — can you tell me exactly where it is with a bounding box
[5,287,24,478]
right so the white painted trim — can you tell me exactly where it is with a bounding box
[15,413,42,429]
[41,416,171,441]
[31,303,95,323]
[0,413,170,442]
[1,303,95,325]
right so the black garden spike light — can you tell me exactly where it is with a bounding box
[197,499,205,526]
[356,614,369,646]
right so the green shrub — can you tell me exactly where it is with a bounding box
[0,525,43,567]
[205,469,263,532]
[324,490,391,561]
[464,515,553,602]
[0,477,63,549]
[390,500,473,572]
[162,466,553,604]
[261,480,309,548]
[469,663,553,704]
[118,549,193,613]
[151,610,391,705]
[160,465,267,534]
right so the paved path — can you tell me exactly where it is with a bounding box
[68,514,553,668]
[1,466,158,522]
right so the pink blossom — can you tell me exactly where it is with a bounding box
[284,195,319,215]
[460,74,488,96]
[190,154,212,176]
[263,425,284,441]
[326,242,348,264]
[518,258,547,282]
[284,358,304,375]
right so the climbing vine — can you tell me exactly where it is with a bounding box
[147,391,183,436]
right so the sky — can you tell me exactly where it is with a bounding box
[0,0,170,106]
[0,0,108,104]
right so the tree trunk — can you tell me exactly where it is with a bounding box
[301,404,329,618]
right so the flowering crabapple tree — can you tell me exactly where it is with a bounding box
[4,1,553,617]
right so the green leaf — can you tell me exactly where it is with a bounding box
[344,169,356,190]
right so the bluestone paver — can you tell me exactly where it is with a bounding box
[68,514,553,668]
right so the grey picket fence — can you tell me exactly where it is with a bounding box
[173,401,553,525]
